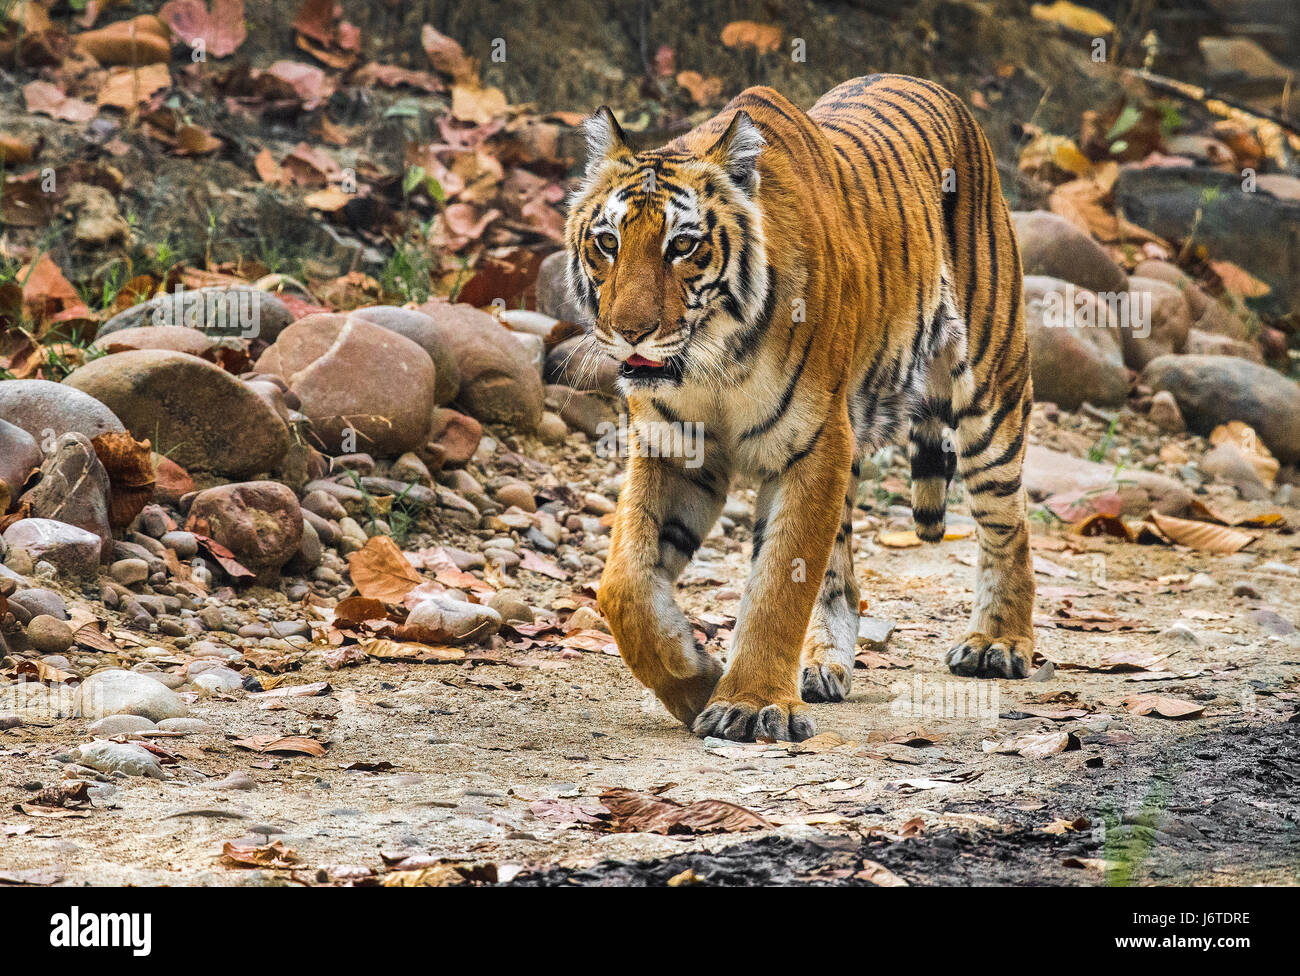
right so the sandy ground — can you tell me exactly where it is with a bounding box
[3,423,1300,887]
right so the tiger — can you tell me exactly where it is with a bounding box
[563,74,1035,742]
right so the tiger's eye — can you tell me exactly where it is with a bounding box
[597,232,618,252]
[669,235,697,256]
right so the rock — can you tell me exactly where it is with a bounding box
[1122,276,1190,369]
[390,452,433,486]
[19,432,112,550]
[488,589,533,623]
[0,378,125,444]
[291,518,323,572]
[63,350,289,478]
[1115,166,1300,315]
[1200,443,1271,500]
[1022,276,1128,410]
[536,411,568,443]
[302,489,347,521]
[1023,445,1192,517]
[347,306,460,406]
[405,595,502,644]
[535,250,588,323]
[90,325,219,359]
[1141,355,1300,463]
[160,531,198,559]
[1148,390,1185,433]
[152,455,194,506]
[493,481,536,512]
[110,557,150,586]
[8,588,68,622]
[857,617,895,649]
[1011,211,1128,294]
[157,717,212,733]
[96,285,292,342]
[427,408,482,468]
[417,302,544,431]
[88,714,157,735]
[548,385,619,437]
[186,482,303,582]
[1,519,101,575]
[27,615,74,654]
[544,335,620,394]
[566,605,608,632]
[77,669,189,722]
[255,314,437,456]
[75,740,167,779]
[0,418,41,512]
[214,770,257,790]
[1183,328,1263,363]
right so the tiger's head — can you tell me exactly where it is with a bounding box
[565,107,771,389]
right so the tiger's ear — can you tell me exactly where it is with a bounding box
[584,106,633,177]
[706,110,765,192]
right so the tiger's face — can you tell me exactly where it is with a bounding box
[565,108,770,390]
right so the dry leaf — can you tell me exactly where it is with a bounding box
[878,530,922,548]
[1149,511,1255,554]
[855,859,908,886]
[1124,694,1205,719]
[347,536,423,603]
[1031,0,1115,35]
[600,788,773,834]
[982,731,1079,758]
[97,64,172,109]
[720,20,783,54]
[360,638,464,663]
[220,839,298,868]
[160,0,247,58]
[230,735,327,756]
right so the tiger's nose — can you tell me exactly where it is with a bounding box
[616,320,657,345]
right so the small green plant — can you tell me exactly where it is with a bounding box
[1089,416,1120,463]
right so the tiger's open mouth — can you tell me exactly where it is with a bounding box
[619,353,684,384]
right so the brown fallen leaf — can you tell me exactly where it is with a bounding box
[332,595,389,628]
[420,24,477,83]
[160,0,247,58]
[557,629,619,655]
[360,638,464,663]
[230,735,327,756]
[348,536,423,603]
[189,533,255,581]
[97,64,172,110]
[855,859,908,886]
[1123,694,1205,719]
[220,839,298,869]
[1042,816,1091,835]
[383,861,496,886]
[600,788,773,835]
[23,81,97,122]
[518,548,568,580]
[1051,649,1168,672]
[529,798,608,826]
[878,529,923,548]
[1148,511,1255,554]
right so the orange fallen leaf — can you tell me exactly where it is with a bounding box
[160,0,247,58]
[1148,511,1255,554]
[720,20,783,54]
[347,536,423,603]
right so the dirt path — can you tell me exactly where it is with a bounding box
[3,418,1300,887]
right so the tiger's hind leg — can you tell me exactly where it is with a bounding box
[944,357,1036,679]
[800,454,862,703]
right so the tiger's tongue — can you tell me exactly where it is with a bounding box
[627,353,664,368]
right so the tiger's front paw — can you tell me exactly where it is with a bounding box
[945,632,1033,679]
[654,655,724,727]
[692,695,815,742]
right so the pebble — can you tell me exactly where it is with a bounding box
[160,530,199,559]
[157,717,212,734]
[110,557,150,586]
[8,588,68,622]
[87,714,157,736]
[214,771,257,791]
[76,669,189,721]
[856,617,896,648]
[488,590,534,624]
[75,740,167,779]
[27,615,75,654]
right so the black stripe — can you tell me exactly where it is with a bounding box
[740,330,815,440]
